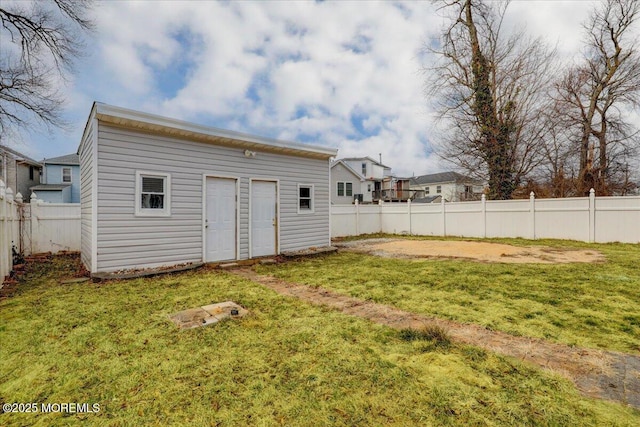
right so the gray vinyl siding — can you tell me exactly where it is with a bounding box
[331,163,360,204]
[79,121,95,271]
[94,124,330,272]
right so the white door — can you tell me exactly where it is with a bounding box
[205,177,236,262]
[251,181,277,257]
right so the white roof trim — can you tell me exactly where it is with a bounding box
[93,103,338,158]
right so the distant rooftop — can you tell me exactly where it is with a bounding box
[340,156,391,169]
[0,145,41,166]
[43,153,79,165]
[411,171,477,186]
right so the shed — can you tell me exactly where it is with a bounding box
[78,103,337,274]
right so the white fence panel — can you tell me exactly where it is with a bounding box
[594,196,640,243]
[444,201,484,238]
[380,203,410,235]
[0,181,20,280]
[359,205,382,235]
[410,204,443,236]
[331,205,359,237]
[331,191,640,243]
[535,197,590,241]
[485,199,531,238]
[29,201,81,254]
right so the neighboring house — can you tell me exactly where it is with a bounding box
[0,145,42,200]
[79,102,337,275]
[331,160,367,204]
[410,172,484,202]
[380,176,413,202]
[331,156,391,204]
[30,153,80,203]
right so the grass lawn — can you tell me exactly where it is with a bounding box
[258,236,640,354]
[0,254,638,426]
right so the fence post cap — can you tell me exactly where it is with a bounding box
[0,179,5,198]
[590,188,596,195]
[530,191,535,198]
[354,199,359,206]
[30,191,38,201]
[15,192,23,203]
[481,194,486,201]
[5,187,13,202]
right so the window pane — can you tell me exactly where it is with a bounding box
[141,194,164,209]
[299,186,310,198]
[142,176,165,193]
[346,182,352,196]
[337,182,344,196]
[299,198,311,209]
[62,168,71,182]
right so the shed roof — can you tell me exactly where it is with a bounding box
[80,103,338,160]
[43,153,79,165]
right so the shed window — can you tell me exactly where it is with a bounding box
[135,171,171,216]
[298,184,314,213]
[436,185,442,194]
[425,186,430,195]
[62,167,72,183]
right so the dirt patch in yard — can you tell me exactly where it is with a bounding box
[337,238,605,264]
[231,267,639,409]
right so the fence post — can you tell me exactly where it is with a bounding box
[481,194,486,238]
[407,198,412,235]
[378,199,383,233]
[30,192,38,254]
[441,196,446,237]
[589,188,595,243]
[530,191,536,240]
[354,198,360,236]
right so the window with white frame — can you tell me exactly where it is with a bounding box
[361,162,367,176]
[436,185,442,194]
[298,184,314,213]
[345,182,352,196]
[62,167,72,183]
[135,171,171,216]
[337,182,353,197]
[425,186,430,194]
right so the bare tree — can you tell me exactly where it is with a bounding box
[0,0,93,137]
[553,0,640,195]
[426,0,556,199]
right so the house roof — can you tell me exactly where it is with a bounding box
[43,153,79,165]
[30,184,71,191]
[412,195,442,204]
[80,102,338,160]
[340,156,391,169]
[0,145,42,166]
[411,171,477,186]
[331,160,365,181]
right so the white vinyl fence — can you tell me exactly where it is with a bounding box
[332,190,640,244]
[0,182,20,280]
[0,182,81,281]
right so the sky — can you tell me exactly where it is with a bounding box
[6,0,613,177]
